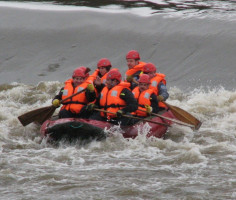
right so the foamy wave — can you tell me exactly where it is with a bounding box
[0,81,235,161]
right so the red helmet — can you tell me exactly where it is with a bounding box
[139,74,150,84]
[97,58,111,68]
[107,69,122,82]
[72,66,90,78]
[126,50,140,60]
[143,63,156,73]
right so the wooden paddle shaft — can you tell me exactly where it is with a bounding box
[137,109,195,129]
[94,108,170,127]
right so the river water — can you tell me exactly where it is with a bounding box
[0,1,236,199]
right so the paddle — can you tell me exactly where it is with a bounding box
[94,108,170,127]
[163,102,202,130]
[18,88,86,126]
[137,109,195,129]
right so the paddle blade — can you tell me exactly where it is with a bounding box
[18,105,56,126]
[164,102,202,130]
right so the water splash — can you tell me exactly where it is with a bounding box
[1,82,236,199]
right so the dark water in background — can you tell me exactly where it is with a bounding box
[0,0,236,90]
[3,0,236,12]
[1,1,236,200]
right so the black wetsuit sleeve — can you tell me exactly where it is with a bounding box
[150,93,159,114]
[130,82,138,91]
[119,88,138,113]
[95,83,105,94]
[85,89,96,103]
[53,87,64,101]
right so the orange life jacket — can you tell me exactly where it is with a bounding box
[86,70,98,83]
[132,87,155,117]
[99,81,130,119]
[91,68,119,85]
[101,73,108,84]
[149,73,167,108]
[83,70,103,100]
[125,61,146,79]
[61,79,90,114]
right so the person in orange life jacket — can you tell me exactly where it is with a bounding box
[91,58,112,93]
[142,63,169,111]
[132,74,160,117]
[125,50,146,90]
[52,66,96,119]
[88,69,138,126]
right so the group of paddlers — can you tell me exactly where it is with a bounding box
[52,50,169,126]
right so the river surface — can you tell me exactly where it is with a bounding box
[0,1,236,199]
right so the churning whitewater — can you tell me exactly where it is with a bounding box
[0,1,236,199]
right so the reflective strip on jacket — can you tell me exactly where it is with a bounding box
[132,87,154,117]
[61,79,89,114]
[100,82,130,119]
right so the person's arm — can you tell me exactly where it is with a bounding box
[94,75,106,93]
[126,71,141,90]
[132,70,142,82]
[95,83,105,93]
[158,82,169,101]
[119,88,138,113]
[130,82,138,91]
[85,89,96,103]
[150,93,159,114]
[53,87,64,101]
[52,87,64,107]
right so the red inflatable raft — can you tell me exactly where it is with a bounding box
[40,110,177,143]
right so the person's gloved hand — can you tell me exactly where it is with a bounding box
[87,84,95,92]
[126,75,133,82]
[116,110,124,118]
[157,95,164,102]
[52,99,61,108]
[86,103,95,111]
[145,104,153,114]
